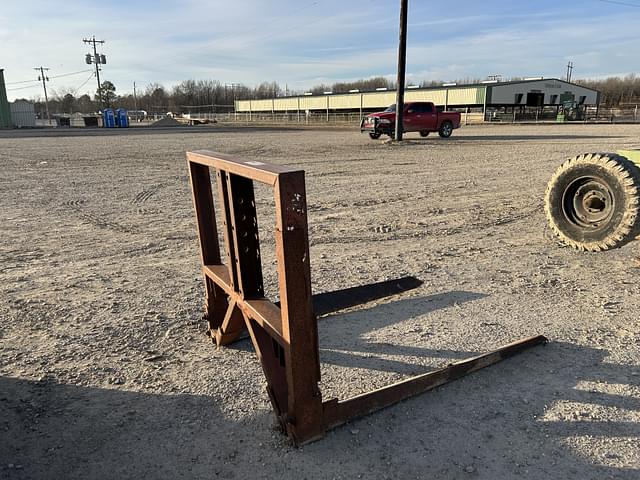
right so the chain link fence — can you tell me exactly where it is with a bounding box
[486,106,640,124]
[132,105,640,127]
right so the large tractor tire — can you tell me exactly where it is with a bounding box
[544,153,640,251]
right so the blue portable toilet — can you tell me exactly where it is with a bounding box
[116,108,129,128]
[102,108,115,128]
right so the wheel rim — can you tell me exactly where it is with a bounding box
[561,176,615,229]
[442,124,451,135]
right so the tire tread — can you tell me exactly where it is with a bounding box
[544,153,640,251]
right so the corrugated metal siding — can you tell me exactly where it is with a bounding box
[447,87,484,105]
[0,69,11,128]
[328,94,360,109]
[405,89,447,104]
[274,98,298,110]
[10,101,36,127]
[251,99,273,111]
[299,96,327,110]
[362,92,396,108]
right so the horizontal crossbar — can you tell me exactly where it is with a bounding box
[203,264,284,339]
[188,150,302,186]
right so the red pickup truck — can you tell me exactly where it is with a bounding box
[360,102,461,139]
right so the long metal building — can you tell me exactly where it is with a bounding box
[235,78,599,117]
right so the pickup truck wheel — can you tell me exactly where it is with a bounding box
[369,132,381,140]
[438,121,453,138]
[419,130,430,137]
[544,153,640,251]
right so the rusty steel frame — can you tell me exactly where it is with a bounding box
[187,149,547,446]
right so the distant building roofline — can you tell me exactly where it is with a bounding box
[253,77,598,101]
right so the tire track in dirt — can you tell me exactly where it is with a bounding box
[131,184,165,205]
[62,199,87,208]
[131,183,168,215]
[60,197,138,235]
[309,202,542,245]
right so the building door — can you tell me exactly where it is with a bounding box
[526,92,545,107]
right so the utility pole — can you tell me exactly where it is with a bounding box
[133,81,138,113]
[394,0,408,141]
[83,36,106,107]
[225,83,240,119]
[566,61,574,83]
[34,67,51,126]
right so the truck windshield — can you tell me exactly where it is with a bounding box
[383,104,396,113]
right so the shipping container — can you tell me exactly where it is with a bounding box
[10,100,36,128]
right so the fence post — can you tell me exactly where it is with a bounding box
[326,96,329,122]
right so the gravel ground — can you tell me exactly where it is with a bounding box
[1,123,639,479]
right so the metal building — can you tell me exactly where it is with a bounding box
[0,69,11,129]
[234,78,599,117]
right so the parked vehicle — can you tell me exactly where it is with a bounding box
[360,102,461,139]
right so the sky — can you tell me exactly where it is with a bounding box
[2,0,640,101]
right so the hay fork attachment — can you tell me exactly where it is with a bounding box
[187,150,546,445]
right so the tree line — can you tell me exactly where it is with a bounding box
[20,74,640,117]
[575,74,640,106]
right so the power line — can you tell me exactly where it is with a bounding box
[6,68,93,86]
[6,78,40,86]
[8,71,95,97]
[6,83,41,92]
[71,72,96,96]
[50,69,93,80]
[598,0,640,6]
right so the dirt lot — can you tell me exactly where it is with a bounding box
[1,123,639,479]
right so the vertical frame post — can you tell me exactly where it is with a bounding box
[274,171,324,443]
[188,162,227,328]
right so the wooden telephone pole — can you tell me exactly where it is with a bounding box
[34,67,51,126]
[394,0,409,141]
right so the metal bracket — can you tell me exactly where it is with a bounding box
[187,149,547,445]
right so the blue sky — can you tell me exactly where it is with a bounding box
[2,0,640,100]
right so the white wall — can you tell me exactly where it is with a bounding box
[490,79,598,105]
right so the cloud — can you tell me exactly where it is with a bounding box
[2,0,640,100]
